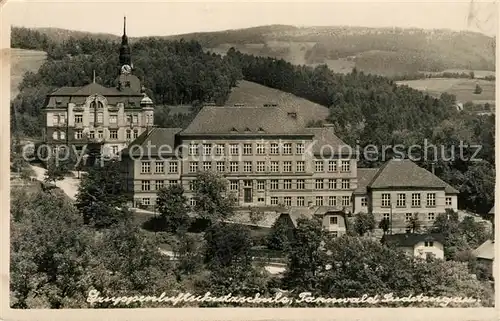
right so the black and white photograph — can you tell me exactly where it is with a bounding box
[1,0,498,319]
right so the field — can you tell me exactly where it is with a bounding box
[10,48,47,98]
[396,78,495,104]
[226,80,330,123]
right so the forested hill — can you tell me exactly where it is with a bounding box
[12,24,495,76]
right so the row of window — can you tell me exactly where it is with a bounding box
[141,161,179,174]
[269,195,351,207]
[53,113,145,125]
[182,160,350,174]
[141,180,179,190]
[381,212,437,221]
[225,179,351,191]
[188,142,305,156]
[57,129,140,141]
[381,193,447,208]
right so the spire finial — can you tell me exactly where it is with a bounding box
[93,70,96,83]
[123,16,127,36]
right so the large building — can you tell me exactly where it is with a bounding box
[42,17,154,158]
[121,105,358,209]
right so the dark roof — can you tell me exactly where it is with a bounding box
[121,127,182,157]
[48,82,143,97]
[303,127,351,156]
[284,208,315,228]
[382,233,445,247]
[368,159,459,193]
[181,105,311,135]
[354,168,379,195]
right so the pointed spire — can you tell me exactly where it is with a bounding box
[93,70,96,83]
[123,16,127,36]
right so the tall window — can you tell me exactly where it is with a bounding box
[283,179,292,190]
[397,193,406,207]
[315,179,324,190]
[341,160,350,172]
[256,143,265,155]
[328,196,337,206]
[284,196,292,206]
[141,162,151,174]
[229,181,239,191]
[283,161,292,173]
[283,143,292,155]
[296,161,305,172]
[141,180,150,191]
[126,130,131,140]
[216,161,225,172]
[445,197,452,207]
[296,143,304,155]
[342,196,350,206]
[330,216,338,225]
[315,160,324,172]
[296,179,305,190]
[169,161,178,173]
[315,196,324,206]
[257,180,265,191]
[133,129,138,139]
[230,161,239,172]
[256,161,266,172]
[109,115,117,124]
[60,131,66,140]
[405,213,413,221]
[328,160,337,172]
[428,213,435,221]
[52,131,58,140]
[97,113,103,123]
[381,193,391,207]
[243,161,252,172]
[270,143,279,155]
[155,180,164,190]
[97,130,103,139]
[341,179,350,189]
[426,193,436,207]
[270,180,279,190]
[270,197,279,205]
[155,161,164,173]
[297,196,305,207]
[230,144,239,155]
[109,130,118,140]
[74,115,83,123]
[411,193,421,207]
[203,143,212,156]
[75,130,83,139]
[53,115,59,125]
[270,161,279,173]
[189,162,198,173]
[243,143,252,155]
[329,179,337,189]
[203,161,212,171]
[215,144,225,156]
[189,144,198,156]
[361,197,368,207]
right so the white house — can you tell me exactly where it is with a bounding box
[382,233,445,259]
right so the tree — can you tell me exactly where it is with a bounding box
[267,218,291,251]
[282,217,328,292]
[193,171,236,225]
[156,184,191,234]
[44,156,69,185]
[378,218,391,235]
[474,84,483,94]
[353,212,375,236]
[75,160,131,228]
[406,213,421,233]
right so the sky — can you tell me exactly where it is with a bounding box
[2,0,498,37]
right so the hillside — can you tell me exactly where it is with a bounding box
[10,49,47,98]
[19,24,495,76]
[226,80,330,123]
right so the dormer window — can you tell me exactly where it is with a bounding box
[244,127,251,132]
[258,127,264,132]
[231,127,238,132]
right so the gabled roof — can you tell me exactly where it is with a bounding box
[382,233,445,247]
[472,239,494,260]
[48,82,143,97]
[181,105,310,135]
[368,159,459,193]
[121,127,182,157]
[50,86,81,96]
[354,168,379,195]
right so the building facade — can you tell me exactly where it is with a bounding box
[121,105,358,210]
[382,233,445,259]
[42,17,154,159]
[353,159,459,233]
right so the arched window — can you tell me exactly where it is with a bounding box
[98,101,104,108]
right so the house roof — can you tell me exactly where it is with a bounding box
[121,127,182,157]
[181,105,311,135]
[382,233,445,247]
[48,82,143,97]
[367,159,459,194]
[285,208,315,227]
[354,168,379,195]
[472,239,494,260]
[303,127,351,156]
[489,206,495,215]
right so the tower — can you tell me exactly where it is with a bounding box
[119,16,131,69]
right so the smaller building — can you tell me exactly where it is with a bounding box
[472,239,495,278]
[381,233,445,259]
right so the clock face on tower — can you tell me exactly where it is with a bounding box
[121,64,132,75]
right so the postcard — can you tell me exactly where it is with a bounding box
[1,0,498,320]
